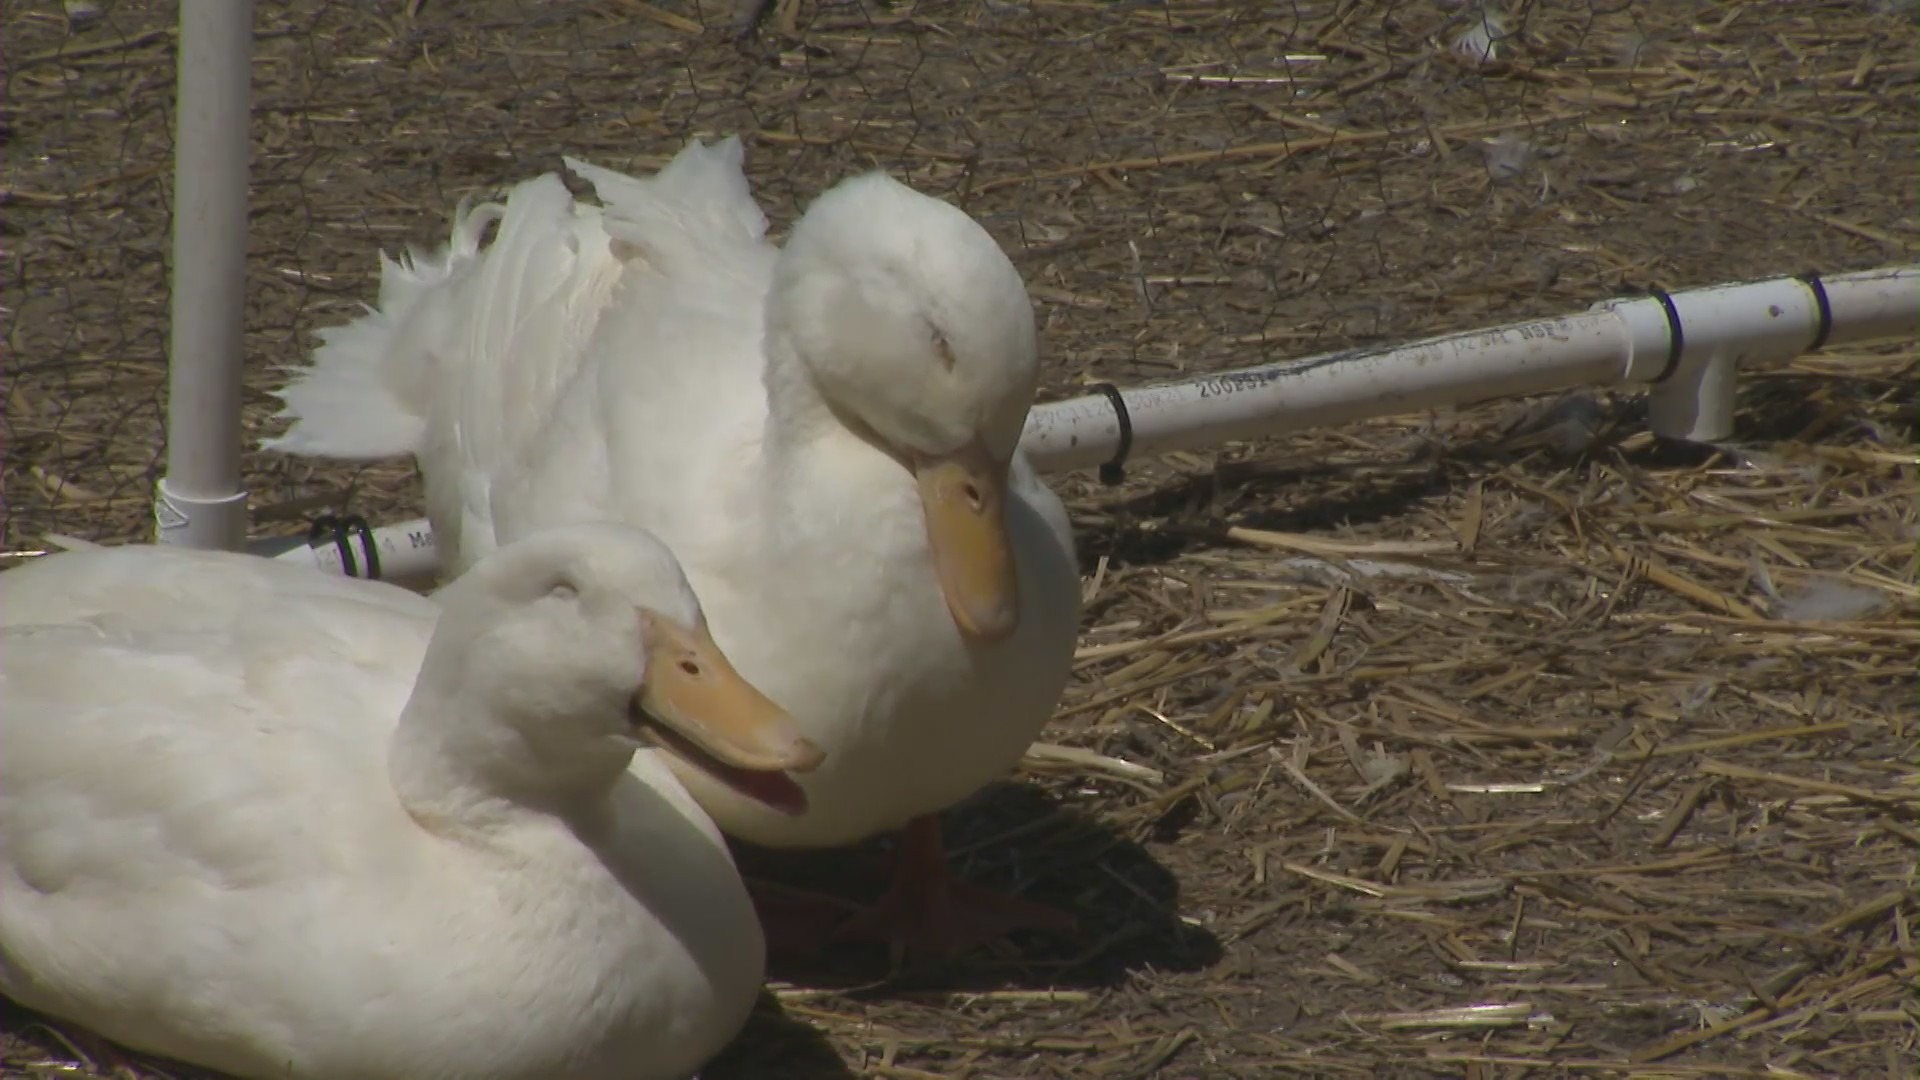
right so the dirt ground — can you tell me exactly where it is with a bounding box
[4,0,1917,1077]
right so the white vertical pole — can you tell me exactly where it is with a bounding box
[156,0,253,549]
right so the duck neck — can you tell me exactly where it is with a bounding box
[388,681,627,839]
[760,326,843,464]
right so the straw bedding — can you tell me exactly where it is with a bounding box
[4,1,1915,1075]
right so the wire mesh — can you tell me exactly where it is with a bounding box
[4,0,1914,555]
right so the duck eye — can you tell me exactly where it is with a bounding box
[549,580,578,601]
[678,658,701,677]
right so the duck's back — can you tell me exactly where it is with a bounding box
[483,139,780,570]
[267,138,779,576]
[0,551,431,1073]
[0,542,429,636]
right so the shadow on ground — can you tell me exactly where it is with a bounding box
[736,781,1223,994]
[704,997,857,1080]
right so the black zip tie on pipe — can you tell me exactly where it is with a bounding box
[1646,286,1686,383]
[1089,382,1133,486]
[1616,282,1688,384]
[1797,271,1834,351]
[308,513,381,580]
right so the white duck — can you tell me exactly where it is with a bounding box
[266,137,1082,956]
[0,526,823,1080]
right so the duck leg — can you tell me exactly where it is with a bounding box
[744,877,862,958]
[830,814,1077,961]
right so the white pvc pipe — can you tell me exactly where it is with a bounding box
[157,0,253,550]
[1631,273,1850,442]
[251,520,440,586]
[1027,266,1917,473]
[263,265,1917,580]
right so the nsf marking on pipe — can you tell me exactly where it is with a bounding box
[1514,320,1571,343]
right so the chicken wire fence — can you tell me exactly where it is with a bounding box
[5,0,1916,556]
